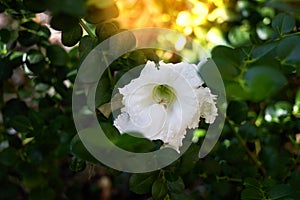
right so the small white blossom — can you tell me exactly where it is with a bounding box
[114,60,218,152]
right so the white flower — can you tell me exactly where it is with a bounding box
[113,60,218,152]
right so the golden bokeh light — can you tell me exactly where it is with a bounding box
[115,0,231,49]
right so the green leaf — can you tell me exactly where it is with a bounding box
[115,133,157,153]
[167,177,185,194]
[227,101,248,124]
[271,13,295,35]
[241,178,265,200]
[79,35,97,59]
[9,115,32,133]
[225,81,249,100]
[241,188,265,200]
[69,134,99,163]
[238,123,257,140]
[17,30,39,47]
[266,1,300,16]
[277,35,300,65]
[26,49,46,73]
[50,13,79,31]
[62,24,83,47]
[85,4,119,24]
[252,42,277,60]
[268,184,294,200]
[244,66,287,102]
[211,46,242,80]
[179,144,199,174]
[94,75,112,108]
[21,20,41,31]
[27,50,44,64]
[96,22,119,42]
[46,45,68,66]
[152,178,168,200]
[129,172,158,194]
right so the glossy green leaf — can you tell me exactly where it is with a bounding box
[241,188,264,200]
[46,45,68,66]
[211,46,242,80]
[271,13,295,35]
[21,20,41,31]
[277,35,300,65]
[9,115,32,132]
[268,184,294,199]
[129,172,158,194]
[252,42,277,60]
[266,1,300,16]
[244,66,287,102]
[17,30,39,47]
[152,178,168,200]
[62,24,83,47]
[50,14,79,31]
[26,50,46,73]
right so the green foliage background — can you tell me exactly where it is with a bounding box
[0,0,300,199]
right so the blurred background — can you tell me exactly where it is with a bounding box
[1,0,300,199]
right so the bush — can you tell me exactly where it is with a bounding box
[0,0,300,199]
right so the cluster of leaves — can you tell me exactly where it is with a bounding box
[0,0,300,200]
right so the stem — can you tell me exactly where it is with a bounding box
[227,118,266,174]
[102,51,114,85]
[216,176,242,183]
[79,19,97,40]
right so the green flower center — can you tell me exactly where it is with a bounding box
[152,84,176,107]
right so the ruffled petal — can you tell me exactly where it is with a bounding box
[113,60,218,153]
